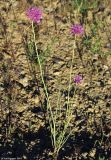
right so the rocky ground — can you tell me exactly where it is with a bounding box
[0,0,111,159]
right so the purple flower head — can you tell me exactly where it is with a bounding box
[71,24,84,35]
[26,7,42,24]
[73,75,83,84]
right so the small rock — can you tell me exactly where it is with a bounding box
[82,152,88,159]
[53,71,61,76]
[103,65,109,70]
[107,79,111,85]
[89,148,96,158]
[19,77,29,87]
[16,105,28,113]
[31,96,39,105]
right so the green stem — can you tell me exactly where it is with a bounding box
[67,36,76,111]
[31,21,56,148]
[32,22,49,102]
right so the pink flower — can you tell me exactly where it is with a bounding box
[71,24,84,35]
[26,7,42,24]
[73,75,83,84]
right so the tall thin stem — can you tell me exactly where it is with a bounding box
[31,21,55,146]
[67,36,76,110]
[32,22,49,102]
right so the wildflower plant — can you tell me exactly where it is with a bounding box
[26,7,55,156]
[1,1,111,160]
[26,7,42,24]
[73,75,83,84]
[53,24,85,158]
[49,24,85,158]
[71,24,84,35]
[26,6,85,159]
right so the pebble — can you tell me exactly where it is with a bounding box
[19,77,29,87]
[16,105,28,113]
[107,79,111,85]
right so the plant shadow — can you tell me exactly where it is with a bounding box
[0,127,52,160]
